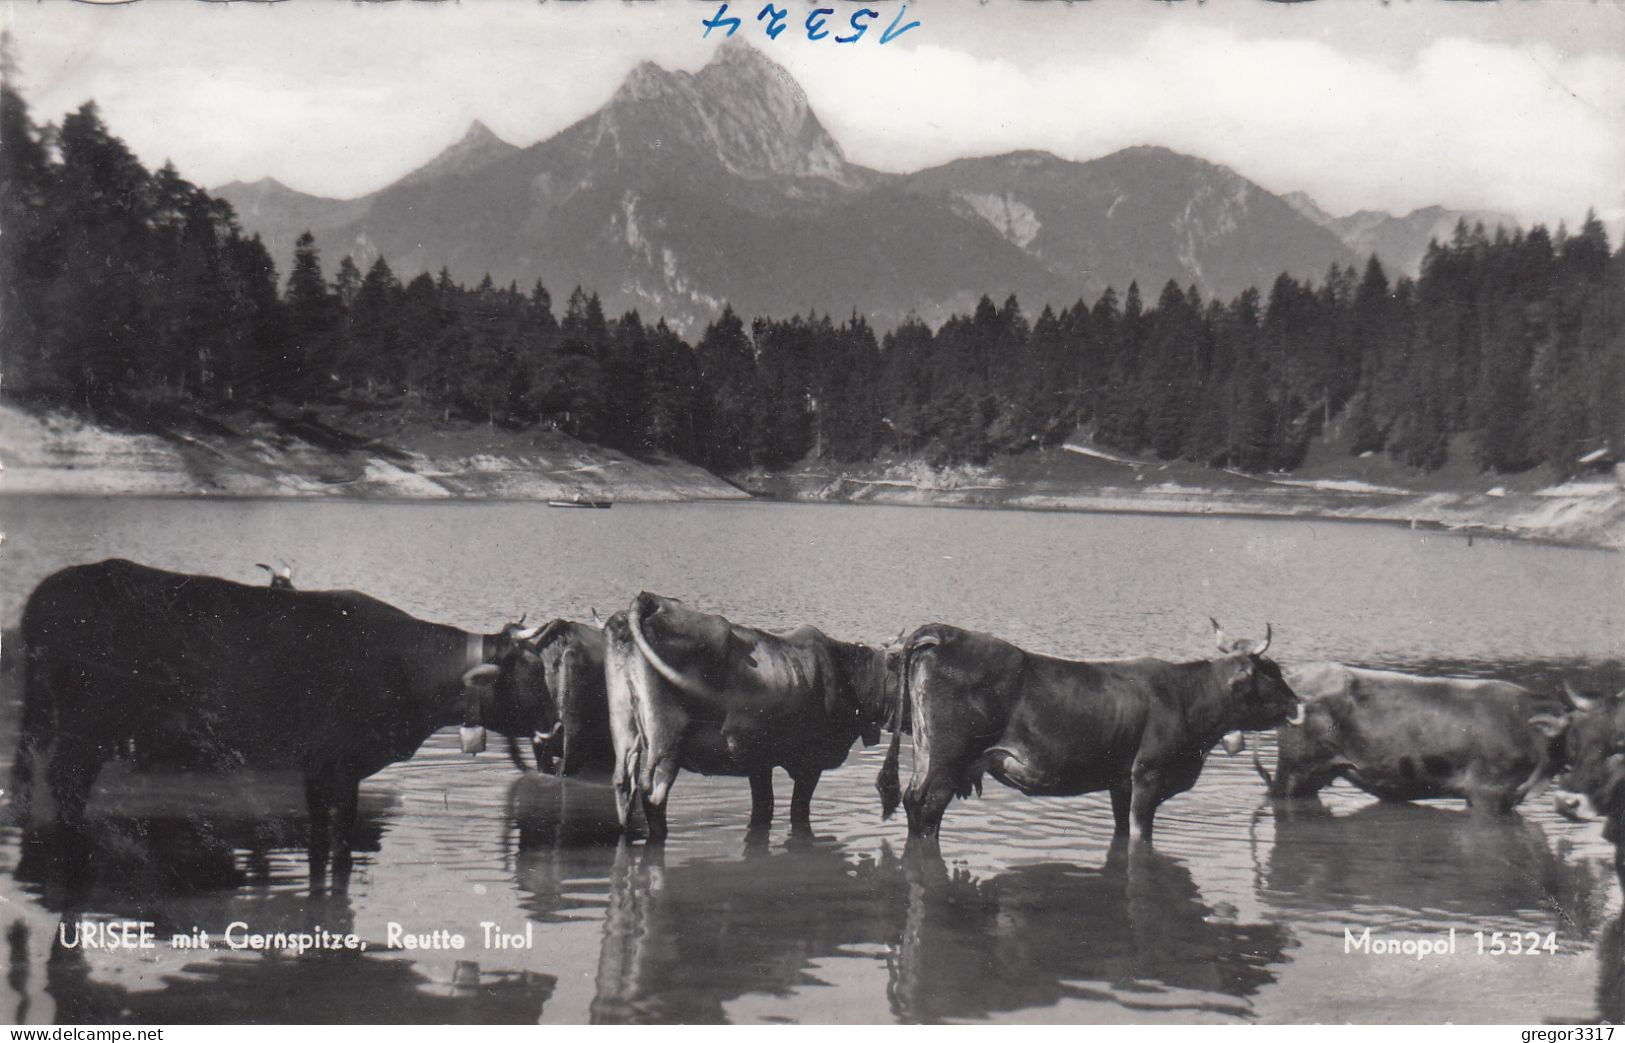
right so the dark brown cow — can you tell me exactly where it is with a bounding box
[606,592,902,840]
[13,558,551,879]
[878,619,1300,841]
[1254,662,1565,813]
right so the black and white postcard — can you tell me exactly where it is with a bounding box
[0,0,1621,1027]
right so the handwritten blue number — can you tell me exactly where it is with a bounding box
[701,3,742,37]
[804,7,834,41]
[879,4,920,44]
[837,8,879,43]
[757,4,790,40]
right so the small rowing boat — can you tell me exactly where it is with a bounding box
[548,495,613,509]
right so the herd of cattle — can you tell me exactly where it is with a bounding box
[9,558,1625,888]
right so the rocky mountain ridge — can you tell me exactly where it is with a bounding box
[216,41,1492,330]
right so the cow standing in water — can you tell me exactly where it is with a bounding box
[12,558,553,881]
[522,618,615,779]
[878,620,1301,842]
[1254,662,1567,813]
[606,592,902,841]
[1535,684,1625,887]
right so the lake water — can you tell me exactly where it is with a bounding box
[0,496,1620,1024]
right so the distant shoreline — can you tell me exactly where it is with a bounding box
[4,476,1618,554]
[3,403,1619,551]
[743,483,1623,552]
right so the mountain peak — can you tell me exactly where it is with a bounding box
[461,119,504,146]
[616,60,680,102]
[599,44,853,184]
[704,37,774,70]
[213,175,288,194]
[394,119,519,190]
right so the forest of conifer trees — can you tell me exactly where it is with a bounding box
[3,85,1622,481]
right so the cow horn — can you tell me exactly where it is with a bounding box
[1254,623,1272,656]
[628,595,717,699]
[512,622,544,643]
[1210,617,1230,653]
[1564,679,1599,713]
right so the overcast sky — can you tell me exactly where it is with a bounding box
[6,0,1624,232]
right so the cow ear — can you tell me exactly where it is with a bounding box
[1529,713,1570,739]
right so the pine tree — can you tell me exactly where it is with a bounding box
[1,80,63,397]
[283,231,334,400]
[694,305,757,472]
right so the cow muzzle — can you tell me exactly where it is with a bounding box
[532,722,564,774]
[1221,731,1247,756]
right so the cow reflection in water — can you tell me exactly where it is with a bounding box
[584,835,1286,1023]
[887,843,1287,1022]
[590,839,905,1023]
[14,776,395,907]
[506,771,632,925]
[1260,802,1610,932]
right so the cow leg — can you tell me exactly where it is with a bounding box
[789,768,820,827]
[44,737,102,884]
[329,781,361,883]
[303,775,333,878]
[1110,782,1133,838]
[1130,773,1165,841]
[641,793,668,845]
[903,731,987,841]
[904,780,958,841]
[748,769,775,828]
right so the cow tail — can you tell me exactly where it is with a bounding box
[875,633,914,820]
[878,728,903,821]
[1253,750,1274,790]
[877,631,937,820]
[506,734,530,773]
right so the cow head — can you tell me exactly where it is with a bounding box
[1209,618,1303,732]
[462,617,550,760]
[522,619,609,776]
[837,629,909,743]
[1533,682,1625,830]
[256,562,295,590]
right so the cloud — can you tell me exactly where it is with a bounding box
[801,23,1625,229]
[7,2,1622,229]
